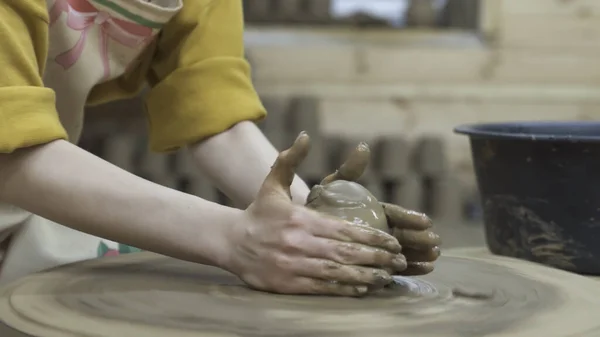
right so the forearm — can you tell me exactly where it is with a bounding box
[0,140,237,267]
[188,121,310,207]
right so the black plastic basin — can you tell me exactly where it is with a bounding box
[454,121,600,274]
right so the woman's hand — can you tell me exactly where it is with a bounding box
[220,132,407,296]
[320,142,441,276]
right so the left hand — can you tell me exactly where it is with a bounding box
[318,142,441,276]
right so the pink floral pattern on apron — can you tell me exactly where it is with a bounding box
[48,0,154,80]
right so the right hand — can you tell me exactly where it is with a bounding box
[319,142,441,276]
[221,132,408,296]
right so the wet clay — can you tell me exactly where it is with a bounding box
[2,251,600,336]
[306,180,389,233]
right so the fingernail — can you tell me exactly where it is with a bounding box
[430,232,442,244]
[392,255,407,270]
[388,241,403,254]
[406,262,435,275]
[425,215,434,226]
[355,286,368,294]
[374,270,393,286]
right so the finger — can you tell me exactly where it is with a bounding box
[260,132,310,197]
[320,142,370,185]
[396,262,435,276]
[295,258,393,288]
[402,246,441,263]
[305,238,407,272]
[287,277,370,297]
[310,213,402,254]
[393,228,441,250]
[381,202,433,230]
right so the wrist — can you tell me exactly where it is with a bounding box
[175,196,245,270]
[207,204,247,273]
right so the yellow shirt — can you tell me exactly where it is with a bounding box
[0,0,267,285]
[0,0,266,154]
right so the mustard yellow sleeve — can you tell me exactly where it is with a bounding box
[0,2,68,153]
[145,0,266,152]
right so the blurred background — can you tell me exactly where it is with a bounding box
[81,0,600,246]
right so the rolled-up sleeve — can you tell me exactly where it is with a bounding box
[145,0,266,153]
[0,1,67,153]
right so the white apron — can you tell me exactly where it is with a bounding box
[0,0,181,284]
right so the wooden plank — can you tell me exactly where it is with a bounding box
[362,48,490,83]
[318,98,596,178]
[248,46,357,82]
[319,99,597,139]
[244,26,483,47]
[253,83,600,104]
[489,50,600,84]
[245,27,487,83]
[502,0,600,16]
[245,26,600,82]
[250,46,490,83]
[319,99,414,139]
[500,15,600,49]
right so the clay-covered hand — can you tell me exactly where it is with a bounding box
[319,142,441,276]
[221,132,407,297]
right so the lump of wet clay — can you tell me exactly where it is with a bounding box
[306,180,389,233]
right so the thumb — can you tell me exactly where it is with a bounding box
[321,142,371,185]
[260,131,311,198]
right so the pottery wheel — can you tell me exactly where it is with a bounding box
[2,251,600,337]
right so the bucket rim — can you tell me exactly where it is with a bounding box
[454,121,600,142]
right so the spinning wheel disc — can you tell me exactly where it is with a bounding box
[1,250,600,337]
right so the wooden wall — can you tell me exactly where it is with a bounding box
[246,0,600,182]
[82,0,600,221]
